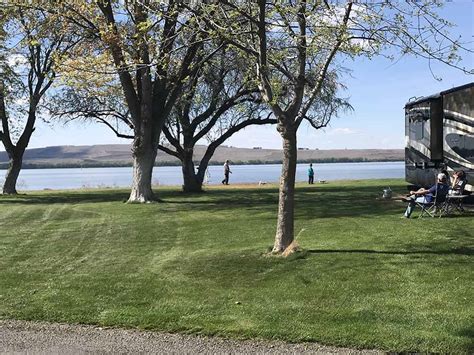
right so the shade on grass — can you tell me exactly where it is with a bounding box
[0,179,472,352]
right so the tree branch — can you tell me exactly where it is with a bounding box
[157,144,181,159]
[0,82,14,152]
[256,0,284,118]
[97,0,140,123]
[93,115,134,139]
[286,0,307,119]
[191,92,259,145]
[162,125,184,155]
[297,1,353,127]
[209,115,276,150]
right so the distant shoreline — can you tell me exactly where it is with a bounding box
[0,158,404,170]
[0,144,404,170]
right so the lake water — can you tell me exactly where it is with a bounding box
[0,162,404,191]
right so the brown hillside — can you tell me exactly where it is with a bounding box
[0,144,404,167]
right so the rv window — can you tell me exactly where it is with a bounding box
[408,107,430,122]
[407,105,429,141]
[413,120,424,140]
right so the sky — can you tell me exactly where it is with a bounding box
[3,1,473,152]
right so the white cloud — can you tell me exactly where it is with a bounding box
[327,127,359,135]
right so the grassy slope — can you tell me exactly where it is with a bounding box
[0,144,404,167]
[0,179,472,352]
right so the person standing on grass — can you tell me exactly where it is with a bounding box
[222,160,232,185]
[308,163,314,184]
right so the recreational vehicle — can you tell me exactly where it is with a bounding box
[405,82,474,191]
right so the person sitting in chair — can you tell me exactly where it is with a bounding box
[450,170,468,195]
[403,173,449,218]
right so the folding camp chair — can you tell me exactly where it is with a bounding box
[439,194,469,217]
[439,179,469,217]
[417,187,448,218]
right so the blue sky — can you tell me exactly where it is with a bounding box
[6,1,474,151]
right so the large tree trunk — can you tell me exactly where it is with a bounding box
[3,150,23,195]
[273,127,297,253]
[182,148,202,193]
[128,139,157,203]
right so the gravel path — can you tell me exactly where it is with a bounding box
[0,320,381,354]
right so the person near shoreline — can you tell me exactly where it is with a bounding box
[308,163,314,184]
[222,160,232,185]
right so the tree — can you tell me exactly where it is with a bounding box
[160,47,275,192]
[194,1,472,253]
[50,28,274,193]
[42,1,210,202]
[0,7,79,194]
[35,0,220,202]
[48,55,133,142]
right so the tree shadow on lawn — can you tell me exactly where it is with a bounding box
[0,190,132,205]
[0,189,194,205]
[457,326,474,353]
[176,244,472,288]
[173,185,406,218]
[306,246,474,256]
[0,184,457,220]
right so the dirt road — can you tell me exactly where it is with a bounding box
[0,320,380,354]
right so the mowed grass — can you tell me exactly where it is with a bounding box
[0,179,473,352]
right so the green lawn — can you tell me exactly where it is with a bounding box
[0,179,473,352]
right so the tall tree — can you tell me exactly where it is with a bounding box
[194,1,472,253]
[50,39,274,193]
[161,47,275,192]
[0,7,79,194]
[56,1,206,202]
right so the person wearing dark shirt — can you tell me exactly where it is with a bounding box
[308,163,314,184]
[403,173,449,218]
[440,169,450,184]
[222,160,232,185]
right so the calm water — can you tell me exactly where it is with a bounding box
[0,162,404,191]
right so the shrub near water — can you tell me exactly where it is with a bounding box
[0,179,472,353]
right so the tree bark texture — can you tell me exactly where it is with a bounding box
[128,137,157,203]
[273,128,297,253]
[3,151,23,194]
[181,148,202,193]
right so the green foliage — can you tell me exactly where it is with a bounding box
[0,180,472,352]
[1,6,81,147]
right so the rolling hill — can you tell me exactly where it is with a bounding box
[0,144,404,168]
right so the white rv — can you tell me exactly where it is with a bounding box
[405,82,473,191]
